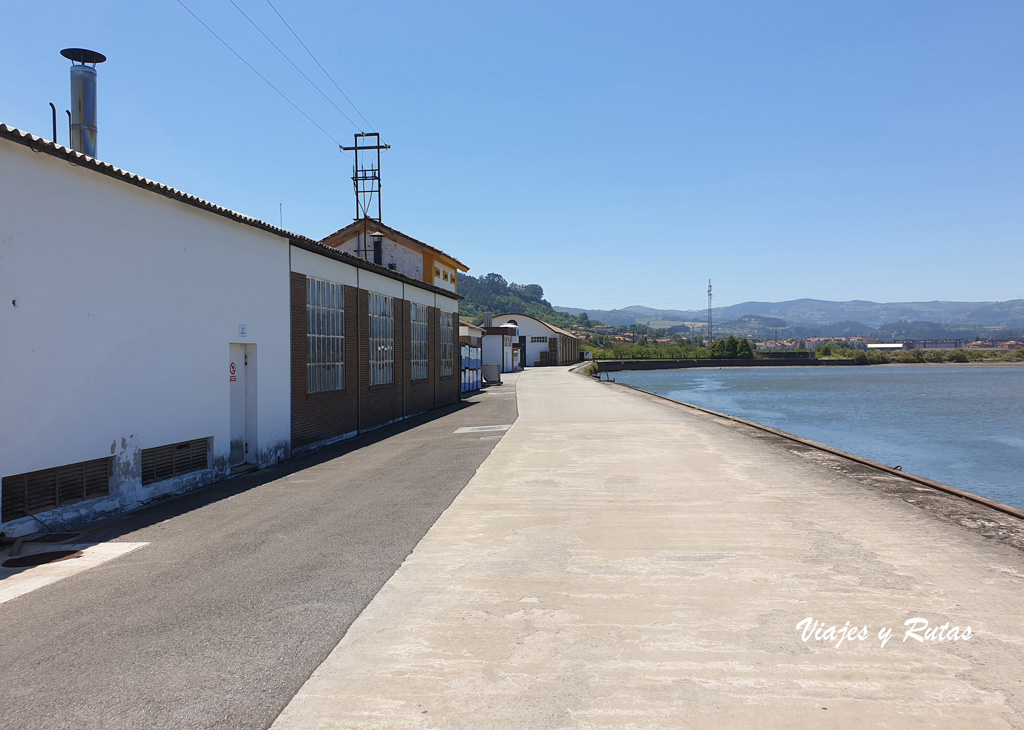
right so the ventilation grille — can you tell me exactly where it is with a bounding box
[141,439,210,486]
[2,458,112,522]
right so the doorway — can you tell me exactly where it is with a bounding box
[229,343,258,467]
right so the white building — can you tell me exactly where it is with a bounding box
[482,323,518,376]
[490,313,581,367]
[0,124,462,537]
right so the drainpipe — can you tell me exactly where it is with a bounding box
[356,268,361,433]
[401,284,407,420]
[433,294,438,411]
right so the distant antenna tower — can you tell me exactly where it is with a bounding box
[341,132,390,260]
[707,279,713,344]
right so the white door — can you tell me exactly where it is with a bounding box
[229,344,257,467]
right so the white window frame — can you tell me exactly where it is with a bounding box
[307,277,345,393]
[369,292,394,385]
[411,303,429,381]
[440,311,454,377]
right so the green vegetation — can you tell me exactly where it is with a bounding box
[459,273,590,331]
[582,335,757,361]
[815,344,1024,364]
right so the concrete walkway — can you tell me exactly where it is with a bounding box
[272,367,1024,729]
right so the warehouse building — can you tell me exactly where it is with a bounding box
[0,124,461,537]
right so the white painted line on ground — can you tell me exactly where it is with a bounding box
[453,424,512,434]
[0,542,149,605]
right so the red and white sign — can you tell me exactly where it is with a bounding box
[229,362,237,382]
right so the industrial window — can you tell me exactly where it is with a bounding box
[411,303,429,380]
[531,336,549,343]
[307,277,345,393]
[440,311,454,377]
[2,457,111,522]
[369,292,394,385]
[141,438,210,486]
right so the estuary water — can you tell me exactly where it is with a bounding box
[613,365,1024,511]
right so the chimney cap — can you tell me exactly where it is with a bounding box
[61,48,106,65]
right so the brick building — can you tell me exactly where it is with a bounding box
[0,123,462,536]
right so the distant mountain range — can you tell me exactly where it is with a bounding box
[554,299,1024,338]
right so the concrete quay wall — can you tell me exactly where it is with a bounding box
[273,365,1024,730]
[594,357,855,372]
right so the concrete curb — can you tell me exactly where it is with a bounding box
[595,375,1024,523]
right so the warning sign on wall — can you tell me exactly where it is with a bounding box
[230,362,237,382]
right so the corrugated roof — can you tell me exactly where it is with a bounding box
[321,219,469,271]
[0,124,314,243]
[0,124,463,300]
[493,313,579,340]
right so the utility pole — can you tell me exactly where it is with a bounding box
[707,279,713,345]
[341,133,390,260]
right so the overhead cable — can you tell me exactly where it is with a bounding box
[226,0,365,133]
[174,0,350,157]
[264,0,374,131]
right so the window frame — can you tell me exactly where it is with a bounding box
[369,292,394,386]
[440,310,454,377]
[410,303,429,381]
[306,277,345,394]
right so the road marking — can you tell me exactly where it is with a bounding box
[0,542,148,605]
[453,425,512,434]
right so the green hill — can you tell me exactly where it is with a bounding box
[458,273,588,330]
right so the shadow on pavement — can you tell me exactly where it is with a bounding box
[70,398,486,546]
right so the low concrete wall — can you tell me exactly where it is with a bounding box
[594,358,858,372]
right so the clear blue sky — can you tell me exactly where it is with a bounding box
[4,1,1022,311]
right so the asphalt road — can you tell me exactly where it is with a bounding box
[0,377,519,730]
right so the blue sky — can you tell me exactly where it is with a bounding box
[4,1,1021,311]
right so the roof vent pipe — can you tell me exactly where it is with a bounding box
[60,48,106,156]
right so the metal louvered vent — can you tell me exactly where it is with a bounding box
[2,458,112,522]
[140,438,210,486]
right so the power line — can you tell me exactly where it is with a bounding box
[174,0,350,156]
[226,0,364,133]
[264,0,374,131]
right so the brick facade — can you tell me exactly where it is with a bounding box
[291,273,460,450]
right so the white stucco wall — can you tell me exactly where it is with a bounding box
[291,246,455,313]
[0,140,291,533]
[330,233,423,281]
[491,314,557,367]
[432,261,457,293]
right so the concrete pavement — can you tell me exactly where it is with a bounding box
[272,366,1024,729]
[0,378,519,730]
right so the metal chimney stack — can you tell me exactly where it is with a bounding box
[60,48,106,156]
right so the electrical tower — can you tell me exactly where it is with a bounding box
[341,132,390,261]
[341,132,390,222]
[707,279,713,344]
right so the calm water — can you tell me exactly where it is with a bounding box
[614,365,1024,510]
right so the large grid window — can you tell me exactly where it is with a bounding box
[307,277,345,394]
[369,292,394,385]
[440,311,454,377]
[411,303,429,380]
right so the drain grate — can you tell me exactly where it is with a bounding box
[3,550,84,569]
